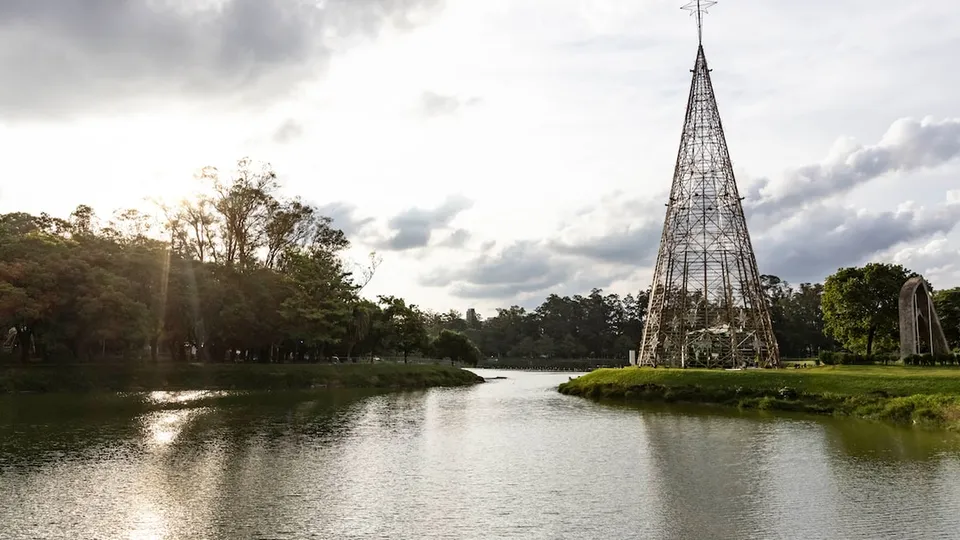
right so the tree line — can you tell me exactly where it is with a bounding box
[0,159,474,366]
[1,160,958,366]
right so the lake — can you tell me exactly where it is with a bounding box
[2,369,960,539]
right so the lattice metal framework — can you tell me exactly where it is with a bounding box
[637,3,779,369]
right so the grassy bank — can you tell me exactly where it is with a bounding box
[558,366,960,430]
[477,358,625,371]
[0,363,484,393]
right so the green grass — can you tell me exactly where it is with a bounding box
[0,362,485,393]
[558,365,960,430]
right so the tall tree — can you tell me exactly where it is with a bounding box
[206,158,279,269]
[822,263,917,355]
[279,250,354,360]
[933,287,960,350]
[378,295,428,363]
[343,299,377,361]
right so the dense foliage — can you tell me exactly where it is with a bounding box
[934,288,960,350]
[0,159,416,364]
[820,264,958,356]
[1,159,957,365]
[821,263,917,356]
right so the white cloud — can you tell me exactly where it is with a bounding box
[2,0,960,316]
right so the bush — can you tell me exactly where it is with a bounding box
[431,330,482,367]
[871,353,899,365]
[819,351,899,366]
[818,351,838,365]
[778,387,798,399]
[903,353,959,366]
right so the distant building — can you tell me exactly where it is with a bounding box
[466,308,479,327]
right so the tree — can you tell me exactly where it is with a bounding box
[758,276,836,357]
[279,249,354,360]
[822,263,917,355]
[343,300,378,361]
[0,159,385,366]
[431,330,482,367]
[4,157,955,369]
[378,295,429,363]
[204,158,279,269]
[933,287,960,350]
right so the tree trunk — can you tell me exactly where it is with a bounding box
[866,325,876,356]
[15,327,30,363]
[169,340,183,363]
[403,351,408,364]
[207,343,224,364]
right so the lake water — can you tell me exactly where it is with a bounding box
[2,369,960,539]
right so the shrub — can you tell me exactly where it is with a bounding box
[756,396,775,410]
[818,352,896,365]
[903,353,960,366]
[431,330,482,367]
[871,353,898,365]
[778,387,798,400]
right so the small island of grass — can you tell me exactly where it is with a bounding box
[558,365,960,430]
[0,362,485,394]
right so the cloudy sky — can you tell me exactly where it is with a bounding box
[1,0,958,316]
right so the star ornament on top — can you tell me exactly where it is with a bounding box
[681,0,718,15]
[681,0,718,43]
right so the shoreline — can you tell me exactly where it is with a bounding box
[0,363,485,394]
[558,366,960,430]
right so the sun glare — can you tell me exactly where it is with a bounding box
[141,408,210,447]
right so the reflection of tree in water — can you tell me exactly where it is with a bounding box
[194,390,380,538]
[639,410,960,539]
[816,419,960,538]
[157,389,432,538]
[124,389,377,539]
[0,390,377,467]
[0,393,148,468]
[0,390,379,539]
[820,418,960,462]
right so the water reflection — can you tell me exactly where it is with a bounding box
[145,390,227,405]
[638,413,779,538]
[820,417,960,461]
[2,374,960,539]
[142,408,208,447]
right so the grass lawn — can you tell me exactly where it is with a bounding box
[566,365,960,397]
[559,365,960,430]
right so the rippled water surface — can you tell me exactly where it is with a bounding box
[3,369,960,539]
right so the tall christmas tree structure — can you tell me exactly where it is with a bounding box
[637,1,780,368]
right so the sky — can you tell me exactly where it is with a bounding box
[1,0,958,317]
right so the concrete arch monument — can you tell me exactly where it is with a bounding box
[899,277,950,358]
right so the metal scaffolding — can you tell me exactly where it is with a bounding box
[637,2,779,369]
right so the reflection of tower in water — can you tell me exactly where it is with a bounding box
[637,411,781,538]
[637,1,778,368]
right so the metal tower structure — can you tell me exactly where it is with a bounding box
[637,1,779,368]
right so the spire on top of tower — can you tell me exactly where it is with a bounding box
[681,0,718,45]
